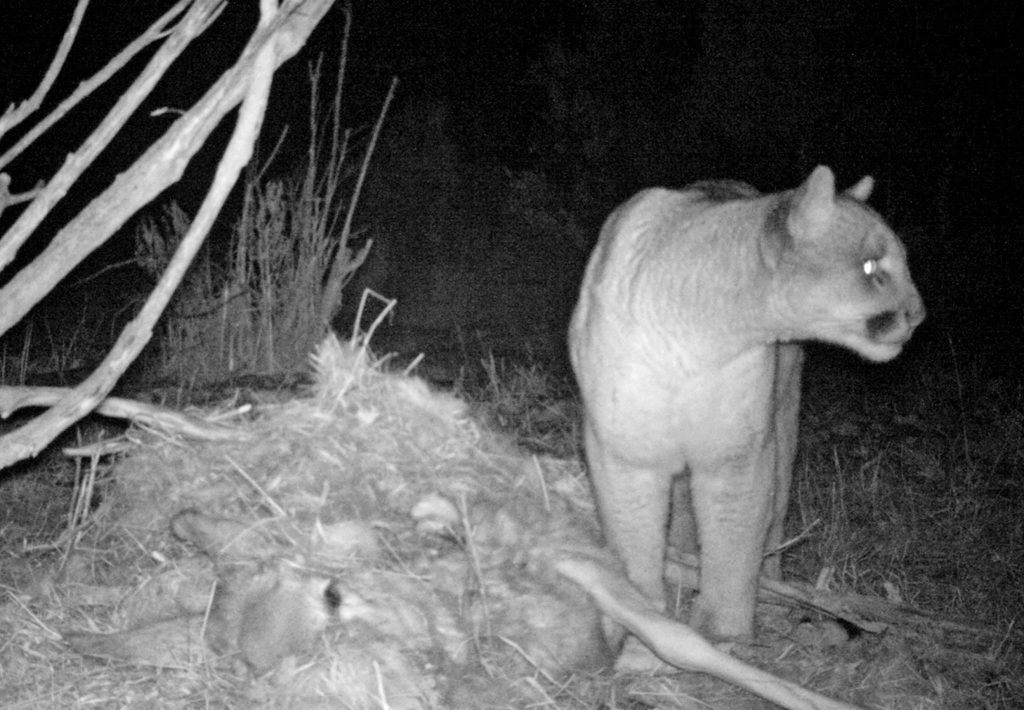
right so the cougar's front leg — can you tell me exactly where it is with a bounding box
[688,448,775,640]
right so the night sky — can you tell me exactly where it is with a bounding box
[2,0,1022,369]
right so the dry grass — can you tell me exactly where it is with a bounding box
[459,352,581,457]
[0,300,130,387]
[789,350,1023,710]
[133,57,381,385]
[1,337,613,709]
[0,338,1019,708]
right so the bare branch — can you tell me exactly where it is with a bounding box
[0,0,192,173]
[0,0,334,338]
[0,175,45,221]
[0,0,89,139]
[0,0,219,280]
[0,386,246,441]
[0,0,337,467]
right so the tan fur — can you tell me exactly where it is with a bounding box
[555,557,863,710]
[208,562,340,674]
[569,166,924,640]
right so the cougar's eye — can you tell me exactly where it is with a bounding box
[862,257,887,287]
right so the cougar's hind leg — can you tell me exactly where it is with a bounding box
[584,424,675,609]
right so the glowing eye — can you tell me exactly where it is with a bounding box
[862,258,888,287]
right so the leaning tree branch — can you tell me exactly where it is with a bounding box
[0,0,336,468]
[0,0,207,278]
[0,0,334,338]
[0,0,89,139]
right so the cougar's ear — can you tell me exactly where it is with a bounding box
[789,165,836,238]
[846,175,874,201]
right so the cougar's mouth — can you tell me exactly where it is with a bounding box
[866,310,902,340]
[865,300,925,345]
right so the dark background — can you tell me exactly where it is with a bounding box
[2,0,1021,374]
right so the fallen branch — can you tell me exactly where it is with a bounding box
[0,386,247,442]
[666,550,1008,640]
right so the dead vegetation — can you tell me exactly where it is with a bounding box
[0,0,341,468]
[5,336,1014,709]
[3,337,613,709]
[134,54,392,383]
